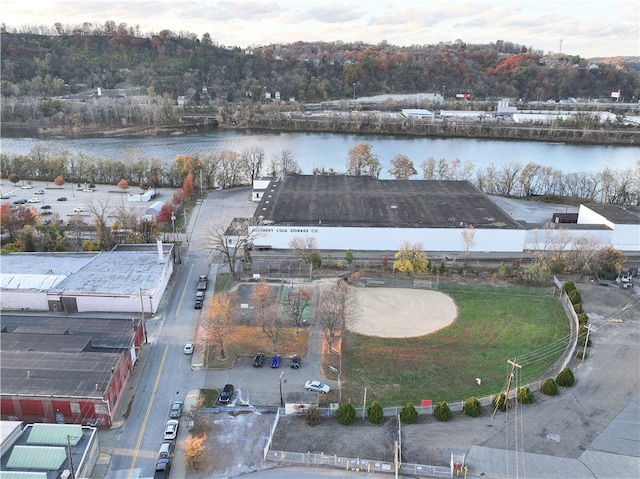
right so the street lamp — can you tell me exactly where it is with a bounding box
[442,85,446,101]
[352,82,356,100]
[139,288,148,343]
[171,215,176,243]
[279,371,285,408]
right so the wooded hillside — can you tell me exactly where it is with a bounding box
[2,25,639,104]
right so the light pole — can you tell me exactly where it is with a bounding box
[442,85,446,101]
[279,371,285,408]
[352,82,356,100]
[171,215,176,243]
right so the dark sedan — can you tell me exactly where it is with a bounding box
[253,352,265,367]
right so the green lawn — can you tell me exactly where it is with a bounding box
[341,286,570,406]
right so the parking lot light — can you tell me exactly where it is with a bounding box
[279,371,285,408]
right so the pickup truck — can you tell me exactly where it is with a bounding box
[196,275,208,291]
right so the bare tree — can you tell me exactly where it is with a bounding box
[289,235,318,264]
[531,221,574,265]
[287,288,311,333]
[460,225,476,258]
[87,198,115,250]
[314,280,358,352]
[388,154,417,180]
[201,291,238,360]
[262,311,285,352]
[208,219,264,277]
[240,146,265,183]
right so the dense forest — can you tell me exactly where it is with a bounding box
[1,22,639,119]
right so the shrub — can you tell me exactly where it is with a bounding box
[498,262,507,277]
[305,406,321,426]
[572,302,583,314]
[577,312,589,326]
[493,393,507,412]
[463,396,481,417]
[345,249,354,266]
[575,349,588,360]
[434,401,452,422]
[439,261,446,274]
[367,401,384,424]
[578,325,592,346]
[336,402,356,425]
[567,288,582,305]
[310,252,322,268]
[556,368,575,387]
[541,378,558,396]
[400,402,418,424]
[561,280,576,294]
[516,386,534,404]
[325,254,334,267]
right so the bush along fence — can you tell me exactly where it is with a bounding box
[264,277,581,476]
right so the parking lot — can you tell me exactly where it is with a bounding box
[1,180,180,226]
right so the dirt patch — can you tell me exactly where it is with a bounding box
[352,287,457,337]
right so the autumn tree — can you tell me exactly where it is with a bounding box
[183,171,195,199]
[314,280,358,351]
[393,241,428,274]
[8,173,20,186]
[0,204,37,240]
[289,235,318,264]
[201,291,239,361]
[117,178,129,205]
[251,279,279,328]
[54,175,65,187]
[388,154,417,180]
[183,434,208,470]
[346,142,381,178]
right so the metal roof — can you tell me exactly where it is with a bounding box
[255,176,523,230]
[584,204,640,224]
[6,446,66,470]
[27,424,82,446]
[0,471,48,479]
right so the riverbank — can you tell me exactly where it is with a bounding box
[4,115,639,146]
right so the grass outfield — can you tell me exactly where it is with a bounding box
[341,286,570,406]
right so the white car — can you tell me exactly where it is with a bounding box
[21,184,33,189]
[83,188,94,192]
[163,419,179,440]
[27,198,41,203]
[73,207,86,212]
[305,380,331,394]
[34,189,45,194]
[183,342,194,354]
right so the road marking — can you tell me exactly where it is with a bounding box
[128,344,168,477]
[177,263,194,314]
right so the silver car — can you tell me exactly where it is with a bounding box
[304,380,331,394]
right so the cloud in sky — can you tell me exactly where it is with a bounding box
[1,0,638,58]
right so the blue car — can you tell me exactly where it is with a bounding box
[271,354,281,368]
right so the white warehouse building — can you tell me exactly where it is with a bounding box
[244,176,640,253]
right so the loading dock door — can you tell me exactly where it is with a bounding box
[60,296,78,313]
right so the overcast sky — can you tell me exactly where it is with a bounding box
[2,0,638,58]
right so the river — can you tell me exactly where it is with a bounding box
[1,128,637,178]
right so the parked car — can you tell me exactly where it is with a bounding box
[13,199,27,204]
[73,207,86,212]
[169,401,183,419]
[41,210,52,216]
[183,342,194,354]
[163,419,179,440]
[57,197,67,201]
[305,380,331,394]
[34,189,45,194]
[83,188,94,192]
[270,354,281,368]
[0,194,10,199]
[28,198,41,203]
[252,352,265,367]
[158,441,174,459]
[194,291,205,309]
[219,384,234,403]
[290,356,301,369]
[21,184,32,189]
[154,457,171,479]
[40,205,51,209]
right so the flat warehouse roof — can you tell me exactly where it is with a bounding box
[255,176,523,229]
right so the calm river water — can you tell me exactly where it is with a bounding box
[1,128,637,178]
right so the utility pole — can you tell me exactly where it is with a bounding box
[362,387,367,420]
[582,325,591,360]
[504,358,522,407]
[139,288,147,343]
[66,435,76,479]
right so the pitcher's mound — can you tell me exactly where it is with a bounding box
[350,287,457,338]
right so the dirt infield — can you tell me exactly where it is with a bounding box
[350,287,458,337]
